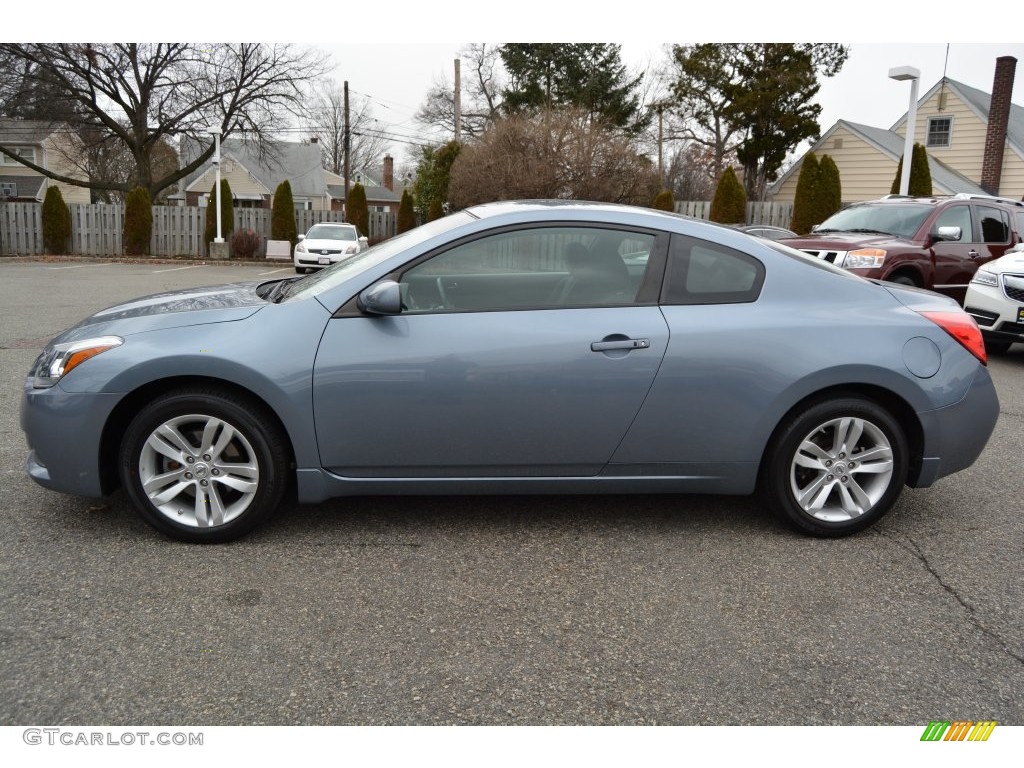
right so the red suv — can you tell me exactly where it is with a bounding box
[781,194,1024,303]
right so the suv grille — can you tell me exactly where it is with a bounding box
[1004,274,1024,303]
[801,249,846,265]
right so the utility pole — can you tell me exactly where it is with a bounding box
[454,59,462,142]
[343,80,350,206]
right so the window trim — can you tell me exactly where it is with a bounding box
[925,115,953,148]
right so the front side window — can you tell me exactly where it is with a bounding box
[662,235,765,305]
[400,226,657,313]
[934,205,973,242]
[926,117,952,148]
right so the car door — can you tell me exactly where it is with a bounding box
[311,224,671,478]
[929,203,980,297]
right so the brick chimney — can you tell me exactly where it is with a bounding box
[980,56,1017,195]
[383,155,394,191]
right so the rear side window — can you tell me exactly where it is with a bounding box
[977,206,1010,244]
[662,235,765,305]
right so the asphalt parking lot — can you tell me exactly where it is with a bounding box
[1,258,1022,726]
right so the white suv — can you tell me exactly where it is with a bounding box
[965,243,1024,353]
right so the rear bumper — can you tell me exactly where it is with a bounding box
[909,365,999,487]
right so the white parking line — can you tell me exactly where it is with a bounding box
[151,265,205,273]
[47,263,114,270]
[258,268,290,275]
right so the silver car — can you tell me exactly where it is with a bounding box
[22,201,999,543]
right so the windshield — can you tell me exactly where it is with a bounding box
[816,203,933,239]
[305,224,358,241]
[286,211,477,300]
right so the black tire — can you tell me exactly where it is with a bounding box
[763,397,908,537]
[118,388,290,543]
[887,274,917,287]
[295,266,307,274]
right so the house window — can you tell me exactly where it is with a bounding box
[926,117,952,148]
[1,147,36,166]
[293,198,311,211]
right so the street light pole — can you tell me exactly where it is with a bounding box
[207,128,224,244]
[888,66,920,197]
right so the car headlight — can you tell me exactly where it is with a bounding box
[295,243,307,254]
[843,249,887,269]
[31,336,123,389]
[344,245,357,254]
[970,269,999,287]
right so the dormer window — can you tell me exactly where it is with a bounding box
[926,117,952,148]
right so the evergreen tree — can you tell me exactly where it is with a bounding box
[203,179,234,250]
[816,154,842,223]
[427,198,444,222]
[397,189,416,233]
[41,185,72,254]
[123,186,152,256]
[271,179,297,243]
[890,143,933,196]
[789,152,820,235]
[651,189,675,212]
[347,183,369,237]
[709,167,747,224]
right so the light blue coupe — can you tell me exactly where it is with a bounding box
[22,201,999,542]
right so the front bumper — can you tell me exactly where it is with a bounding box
[965,282,1024,345]
[20,380,122,498]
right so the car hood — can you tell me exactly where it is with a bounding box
[979,251,1024,275]
[49,281,268,344]
[782,233,907,250]
[299,238,359,251]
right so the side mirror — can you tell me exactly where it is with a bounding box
[935,226,962,242]
[358,280,402,315]
[297,234,306,242]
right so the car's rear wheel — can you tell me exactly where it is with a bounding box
[887,274,918,287]
[118,389,289,543]
[764,397,908,537]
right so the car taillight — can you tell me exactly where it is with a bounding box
[918,311,987,366]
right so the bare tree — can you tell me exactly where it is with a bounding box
[300,80,391,177]
[448,109,659,209]
[416,43,503,138]
[0,43,330,198]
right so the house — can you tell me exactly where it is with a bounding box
[0,118,91,204]
[771,57,1022,204]
[325,155,404,214]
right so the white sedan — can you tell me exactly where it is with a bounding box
[293,223,368,273]
[964,243,1024,354]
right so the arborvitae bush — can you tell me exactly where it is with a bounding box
[230,228,261,259]
[709,167,746,224]
[817,154,842,224]
[41,186,71,254]
[890,143,933,196]
[651,189,674,212]
[789,152,820,235]
[271,180,297,243]
[397,189,416,234]
[204,179,234,251]
[123,186,152,256]
[427,197,444,222]
[346,183,369,237]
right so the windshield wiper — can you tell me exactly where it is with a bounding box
[843,228,898,237]
[266,277,300,304]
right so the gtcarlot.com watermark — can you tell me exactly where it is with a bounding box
[23,728,203,747]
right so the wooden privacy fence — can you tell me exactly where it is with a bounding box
[674,200,795,228]
[0,202,397,257]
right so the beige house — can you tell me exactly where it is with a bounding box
[0,118,91,204]
[772,57,1022,204]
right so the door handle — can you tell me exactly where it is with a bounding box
[968,250,980,258]
[591,338,650,351]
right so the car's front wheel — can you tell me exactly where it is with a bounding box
[118,389,290,543]
[764,397,908,537]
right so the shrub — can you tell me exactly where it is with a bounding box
[397,189,416,234]
[890,143,933,196]
[651,189,674,212]
[427,198,444,222]
[817,154,842,223]
[709,167,746,224]
[203,179,234,251]
[346,183,369,236]
[789,152,820,235]
[230,228,261,260]
[41,186,72,254]
[271,180,297,243]
[123,186,152,256]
